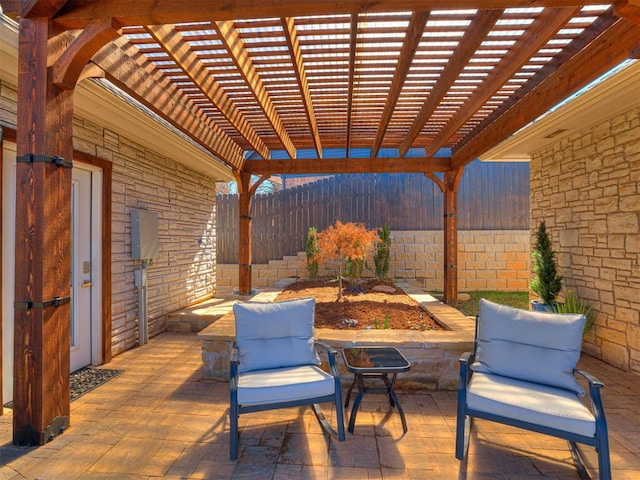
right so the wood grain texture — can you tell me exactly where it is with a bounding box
[52,0,611,29]
[453,19,640,167]
[14,17,72,445]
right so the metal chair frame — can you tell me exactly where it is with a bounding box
[455,319,611,480]
[229,340,345,460]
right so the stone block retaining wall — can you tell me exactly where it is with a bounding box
[530,106,640,374]
[218,230,530,293]
[199,280,475,390]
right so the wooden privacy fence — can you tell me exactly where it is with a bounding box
[217,161,529,264]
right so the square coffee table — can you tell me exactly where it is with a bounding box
[341,346,411,433]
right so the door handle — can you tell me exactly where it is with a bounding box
[81,281,93,288]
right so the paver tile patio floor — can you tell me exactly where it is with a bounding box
[0,331,638,479]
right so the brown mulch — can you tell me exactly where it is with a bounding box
[274,277,443,331]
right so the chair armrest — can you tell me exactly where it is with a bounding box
[459,351,474,382]
[574,369,604,389]
[315,341,338,356]
[458,352,474,389]
[230,345,240,364]
[459,351,475,366]
[229,345,240,392]
[574,369,607,435]
[230,346,239,382]
[315,341,339,376]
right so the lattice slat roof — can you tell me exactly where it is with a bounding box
[6,0,639,174]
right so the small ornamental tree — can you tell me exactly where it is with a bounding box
[305,226,319,279]
[374,223,391,281]
[530,221,562,306]
[316,221,378,298]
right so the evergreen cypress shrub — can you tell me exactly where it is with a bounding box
[374,224,391,281]
[305,226,319,279]
[530,221,562,306]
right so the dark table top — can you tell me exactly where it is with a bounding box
[342,346,411,374]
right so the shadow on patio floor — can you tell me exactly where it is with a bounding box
[0,331,638,479]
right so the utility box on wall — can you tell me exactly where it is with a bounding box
[130,209,159,260]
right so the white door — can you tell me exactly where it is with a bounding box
[2,142,16,404]
[70,168,93,371]
[2,152,102,399]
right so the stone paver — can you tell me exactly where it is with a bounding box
[0,332,638,479]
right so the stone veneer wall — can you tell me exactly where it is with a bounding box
[530,106,640,374]
[3,77,219,356]
[0,78,17,126]
[73,117,218,355]
[218,230,530,293]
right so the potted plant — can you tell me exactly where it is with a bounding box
[554,290,596,337]
[530,221,562,312]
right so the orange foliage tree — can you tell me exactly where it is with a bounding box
[316,221,378,298]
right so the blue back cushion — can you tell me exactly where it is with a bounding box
[233,297,320,373]
[472,299,586,395]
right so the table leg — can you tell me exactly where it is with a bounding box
[345,376,357,408]
[347,373,365,434]
[380,373,406,433]
[380,373,397,407]
[388,387,408,433]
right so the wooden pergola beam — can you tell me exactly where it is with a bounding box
[91,37,245,170]
[243,156,451,175]
[456,8,618,150]
[50,1,616,29]
[282,17,323,159]
[12,0,67,18]
[399,9,503,157]
[615,0,640,25]
[53,17,122,90]
[345,13,358,156]
[452,18,640,168]
[371,11,429,158]
[214,20,297,160]
[145,24,271,161]
[423,7,580,157]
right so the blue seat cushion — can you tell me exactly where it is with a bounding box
[467,372,595,438]
[237,365,335,406]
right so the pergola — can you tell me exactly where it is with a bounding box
[1,0,639,447]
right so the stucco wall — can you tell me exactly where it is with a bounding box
[530,107,640,374]
[73,117,218,355]
[218,230,530,293]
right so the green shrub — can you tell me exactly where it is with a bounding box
[530,221,562,306]
[554,290,596,336]
[346,257,365,285]
[374,223,391,281]
[305,226,319,279]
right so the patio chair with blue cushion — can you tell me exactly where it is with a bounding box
[456,299,610,479]
[229,297,345,460]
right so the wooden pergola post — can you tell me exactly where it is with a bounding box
[443,169,463,305]
[13,17,74,445]
[235,171,268,295]
[236,172,253,295]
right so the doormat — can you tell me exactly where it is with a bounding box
[4,367,125,408]
[70,367,124,401]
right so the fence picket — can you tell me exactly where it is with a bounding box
[217,162,529,263]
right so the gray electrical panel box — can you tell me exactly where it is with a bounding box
[130,209,158,260]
